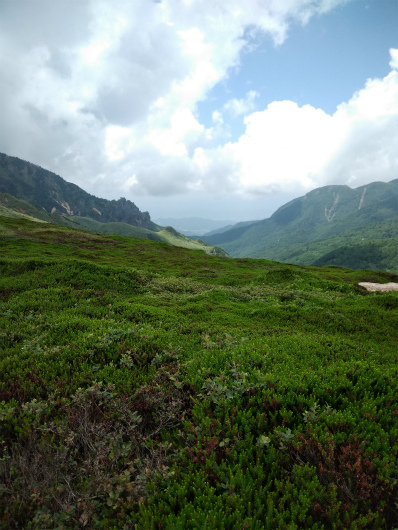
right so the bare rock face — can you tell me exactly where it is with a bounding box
[358,282,398,292]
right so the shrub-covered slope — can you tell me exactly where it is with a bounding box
[251,218,398,274]
[204,180,398,268]
[1,216,398,529]
[0,192,92,230]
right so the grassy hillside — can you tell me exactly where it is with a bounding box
[0,192,51,222]
[69,217,228,256]
[1,215,398,529]
[0,192,92,230]
[157,227,229,256]
[69,215,168,243]
[0,194,227,256]
[253,218,398,273]
[204,180,398,267]
[152,217,237,236]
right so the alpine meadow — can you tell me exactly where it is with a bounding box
[1,0,398,528]
[1,211,398,529]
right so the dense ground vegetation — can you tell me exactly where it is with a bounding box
[1,216,398,529]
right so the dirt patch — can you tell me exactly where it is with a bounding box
[358,282,398,293]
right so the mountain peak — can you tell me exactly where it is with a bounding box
[0,152,155,230]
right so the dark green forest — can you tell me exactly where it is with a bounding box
[1,215,398,529]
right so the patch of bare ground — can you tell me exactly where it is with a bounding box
[358,282,398,292]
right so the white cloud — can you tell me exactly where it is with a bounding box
[3,0,395,212]
[145,108,204,157]
[321,69,398,186]
[105,126,135,161]
[194,67,398,196]
[223,90,259,118]
[389,48,398,70]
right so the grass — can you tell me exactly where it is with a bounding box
[1,215,398,529]
[66,217,229,256]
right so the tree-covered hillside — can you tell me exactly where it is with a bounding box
[1,215,398,529]
[247,218,398,274]
[203,180,398,271]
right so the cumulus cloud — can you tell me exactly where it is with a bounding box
[390,48,398,70]
[1,0,396,212]
[195,61,398,196]
[223,91,259,118]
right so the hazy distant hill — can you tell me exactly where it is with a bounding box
[0,152,156,230]
[203,220,260,237]
[152,217,237,236]
[203,180,398,272]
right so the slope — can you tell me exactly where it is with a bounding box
[68,216,229,255]
[152,217,237,236]
[1,214,397,529]
[204,180,398,262]
[68,215,168,243]
[0,192,228,256]
[253,218,398,273]
[0,152,155,229]
[0,192,91,230]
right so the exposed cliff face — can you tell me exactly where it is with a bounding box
[0,152,155,230]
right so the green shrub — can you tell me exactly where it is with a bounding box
[1,218,397,529]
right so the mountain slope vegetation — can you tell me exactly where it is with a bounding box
[0,152,155,229]
[1,214,397,529]
[247,218,398,273]
[0,191,227,256]
[203,180,398,271]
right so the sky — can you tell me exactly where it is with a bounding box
[0,0,397,222]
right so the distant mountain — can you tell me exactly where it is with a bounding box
[0,191,228,257]
[152,217,237,236]
[203,220,260,237]
[0,152,156,230]
[202,180,398,272]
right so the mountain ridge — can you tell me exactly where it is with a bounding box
[202,179,398,271]
[0,152,155,230]
[0,191,229,257]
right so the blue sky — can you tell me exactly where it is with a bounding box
[1,0,397,223]
[198,0,398,138]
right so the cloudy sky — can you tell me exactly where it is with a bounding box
[1,0,397,222]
